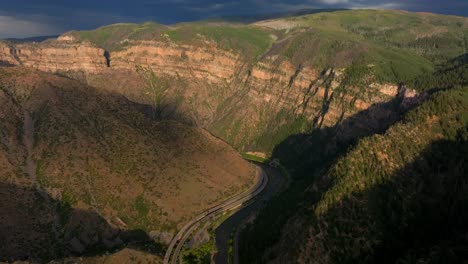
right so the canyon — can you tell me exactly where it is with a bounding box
[0,8,467,264]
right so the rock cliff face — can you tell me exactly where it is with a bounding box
[0,36,414,152]
[0,43,18,65]
[1,39,243,83]
[0,40,107,73]
[111,40,242,84]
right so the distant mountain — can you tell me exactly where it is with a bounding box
[4,35,59,43]
[206,8,347,23]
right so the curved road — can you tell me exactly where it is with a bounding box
[164,166,268,264]
[214,165,285,264]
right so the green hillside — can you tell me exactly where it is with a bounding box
[279,9,468,63]
[240,55,468,263]
[256,10,467,82]
[72,22,273,60]
[73,22,168,51]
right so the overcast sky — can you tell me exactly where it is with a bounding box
[0,0,467,39]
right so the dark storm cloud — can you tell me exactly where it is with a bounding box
[0,0,466,38]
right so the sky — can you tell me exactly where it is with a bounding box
[0,0,467,39]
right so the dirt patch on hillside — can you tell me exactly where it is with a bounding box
[253,20,300,30]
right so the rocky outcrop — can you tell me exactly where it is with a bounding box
[0,41,107,73]
[0,43,18,65]
[111,40,242,84]
[245,58,404,128]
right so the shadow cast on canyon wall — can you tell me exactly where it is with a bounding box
[239,87,429,263]
[127,96,196,126]
[103,50,111,67]
[53,70,195,126]
[0,182,163,263]
[274,86,422,174]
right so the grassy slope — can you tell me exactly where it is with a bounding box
[286,10,467,63]
[166,22,273,60]
[73,22,273,60]
[73,22,168,51]
[259,10,467,82]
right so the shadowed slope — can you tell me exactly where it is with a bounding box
[240,57,468,263]
[0,182,163,262]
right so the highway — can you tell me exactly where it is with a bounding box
[163,166,268,264]
[214,165,285,264]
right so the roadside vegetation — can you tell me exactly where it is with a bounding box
[241,152,268,163]
[227,228,236,264]
[182,241,213,264]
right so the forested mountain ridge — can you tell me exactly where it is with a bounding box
[240,55,468,263]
